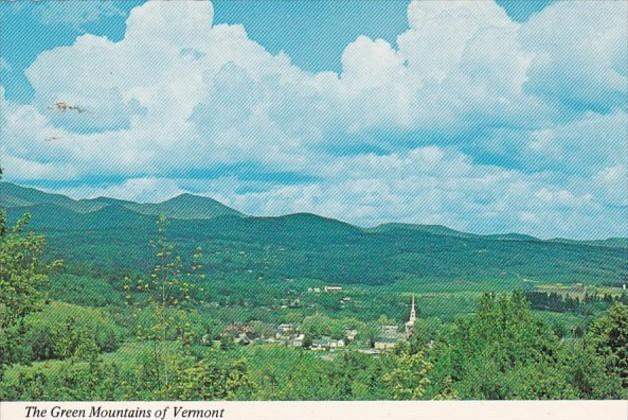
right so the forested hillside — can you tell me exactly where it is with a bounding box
[2,183,626,285]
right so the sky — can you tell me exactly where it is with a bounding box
[0,0,626,239]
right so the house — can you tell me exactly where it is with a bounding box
[311,336,345,351]
[223,323,251,336]
[344,329,358,342]
[290,334,305,347]
[324,286,343,293]
[277,323,296,335]
[358,348,381,355]
[234,332,252,345]
[374,336,398,350]
[381,325,399,336]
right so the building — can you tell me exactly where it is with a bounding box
[324,286,343,293]
[277,323,296,334]
[223,323,251,336]
[290,334,305,347]
[344,329,358,342]
[405,295,417,337]
[311,336,345,351]
[374,336,397,350]
[381,325,399,336]
[234,332,252,345]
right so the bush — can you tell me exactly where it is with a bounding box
[23,302,124,361]
[48,274,121,307]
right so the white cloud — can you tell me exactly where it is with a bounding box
[399,0,514,83]
[0,58,10,72]
[2,0,626,239]
[519,1,627,111]
[33,0,123,29]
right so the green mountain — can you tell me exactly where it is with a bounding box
[2,182,626,286]
[367,223,478,239]
[124,193,243,219]
[0,182,243,219]
[0,182,105,212]
[549,237,628,249]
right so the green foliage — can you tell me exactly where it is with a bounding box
[585,303,628,388]
[124,215,204,344]
[23,302,123,361]
[383,350,432,399]
[430,292,561,398]
[302,313,347,339]
[120,214,237,397]
[4,182,626,286]
[166,353,252,400]
[0,197,61,375]
[0,360,126,401]
[48,273,121,307]
[425,292,626,399]
[0,214,49,322]
[0,345,252,401]
[557,341,624,399]
[2,180,626,401]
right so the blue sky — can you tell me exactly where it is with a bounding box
[0,0,626,239]
[1,0,550,102]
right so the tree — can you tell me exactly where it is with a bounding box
[168,355,252,400]
[558,340,623,399]
[124,215,204,394]
[585,303,628,389]
[0,170,61,378]
[302,334,313,349]
[383,350,432,399]
[442,292,568,399]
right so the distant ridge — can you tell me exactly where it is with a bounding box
[0,182,243,220]
[549,237,628,249]
[2,182,626,285]
[367,223,478,239]
[124,192,243,219]
[1,182,626,248]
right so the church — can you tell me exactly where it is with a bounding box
[372,295,418,351]
[405,295,417,337]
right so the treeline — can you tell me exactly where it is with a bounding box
[524,290,627,314]
[1,295,626,400]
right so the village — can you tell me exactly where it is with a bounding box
[207,286,420,355]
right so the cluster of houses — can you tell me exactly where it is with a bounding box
[307,285,344,293]
[216,294,418,354]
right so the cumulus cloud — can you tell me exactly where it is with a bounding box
[2,0,627,239]
[33,0,124,29]
[520,1,628,112]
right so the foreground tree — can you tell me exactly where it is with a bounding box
[585,303,627,390]
[124,214,251,399]
[383,349,433,399]
[440,292,572,399]
[0,169,61,378]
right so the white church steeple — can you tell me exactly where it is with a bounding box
[405,295,417,336]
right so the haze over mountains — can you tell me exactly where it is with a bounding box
[0,182,242,220]
[1,182,626,285]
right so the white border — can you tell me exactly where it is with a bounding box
[1,401,627,420]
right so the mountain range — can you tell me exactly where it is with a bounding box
[0,182,241,219]
[1,182,626,285]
